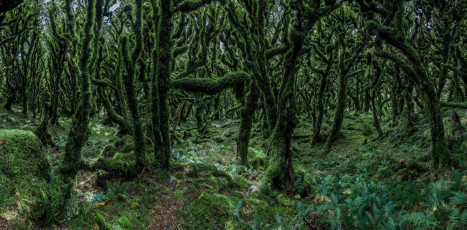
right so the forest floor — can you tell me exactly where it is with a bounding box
[1,107,467,229]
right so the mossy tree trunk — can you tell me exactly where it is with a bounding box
[262,0,342,193]
[47,1,67,125]
[62,0,95,179]
[120,0,145,173]
[325,47,347,152]
[325,32,364,153]
[151,0,227,170]
[238,82,259,165]
[371,90,383,137]
[227,0,277,135]
[312,50,333,145]
[152,0,173,169]
[365,0,450,168]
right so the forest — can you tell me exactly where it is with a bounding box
[0,0,466,229]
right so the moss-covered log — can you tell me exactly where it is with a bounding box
[173,0,223,13]
[170,71,248,95]
[440,101,467,109]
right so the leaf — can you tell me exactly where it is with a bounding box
[234,200,243,218]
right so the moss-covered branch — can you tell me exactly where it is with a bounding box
[374,50,416,77]
[266,46,288,59]
[170,71,248,95]
[172,45,189,59]
[440,101,467,109]
[173,0,224,13]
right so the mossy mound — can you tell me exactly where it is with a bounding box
[0,129,50,218]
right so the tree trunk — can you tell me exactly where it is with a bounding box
[371,91,383,137]
[4,90,16,111]
[312,72,327,144]
[62,0,94,179]
[263,18,306,193]
[419,84,449,168]
[325,68,346,153]
[21,89,28,117]
[237,83,259,165]
[152,0,173,170]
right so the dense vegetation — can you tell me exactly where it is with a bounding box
[0,0,466,229]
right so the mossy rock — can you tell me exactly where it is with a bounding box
[0,129,51,220]
[0,129,49,179]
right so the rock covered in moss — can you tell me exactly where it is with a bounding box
[0,129,50,180]
[0,129,51,220]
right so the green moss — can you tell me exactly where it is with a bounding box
[0,129,70,226]
[94,152,137,184]
[170,71,248,95]
[177,192,237,229]
[0,129,49,180]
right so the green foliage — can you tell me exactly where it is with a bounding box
[105,181,133,201]
[22,179,71,226]
[0,129,62,225]
[178,192,236,229]
[118,216,131,229]
[95,213,111,230]
[231,200,283,230]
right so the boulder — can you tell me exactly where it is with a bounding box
[0,129,50,219]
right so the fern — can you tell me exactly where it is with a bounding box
[231,201,282,230]
[91,193,107,204]
[398,212,437,229]
[449,192,467,205]
[292,201,313,228]
[448,209,467,229]
[233,200,243,218]
[105,181,133,201]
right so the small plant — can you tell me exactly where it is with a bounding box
[291,201,313,229]
[232,200,282,230]
[95,213,111,230]
[106,181,133,201]
[118,216,131,229]
[92,181,133,203]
